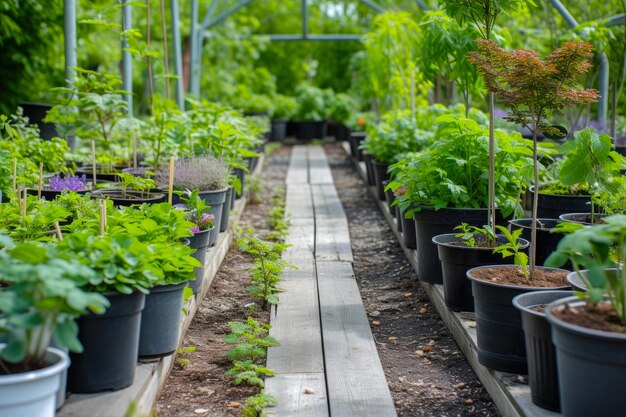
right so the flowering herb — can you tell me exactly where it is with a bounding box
[178,189,215,232]
[156,156,229,191]
[48,175,88,191]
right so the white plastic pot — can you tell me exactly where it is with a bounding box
[0,345,69,417]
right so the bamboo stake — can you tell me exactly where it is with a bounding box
[12,157,17,193]
[99,199,107,237]
[168,156,175,204]
[53,221,63,241]
[38,162,43,200]
[92,140,97,188]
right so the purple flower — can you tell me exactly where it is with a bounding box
[48,175,88,191]
[190,227,200,234]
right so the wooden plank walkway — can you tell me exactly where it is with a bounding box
[265,145,396,417]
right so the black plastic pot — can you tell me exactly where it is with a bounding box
[19,102,58,140]
[395,204,403,233]
[414,207,498,285]
[220,186,233,232]
[232,167,246,201]
[91,189,167,207]
[531,186,592,218]
[68,291,145,393]
[334,123,350,141]
[546,296,626,417]
[27,187,90,201]
[293,120,327,140]
[433,234,530,312]
[382,180,397,220]
[400,211,416,249]
[138,281,188,358]
[349,131,366,161]
[371,160,389,201]
[76,165,126,182]
[509,218,567,267]
[466,266,570,374]
[565,269,619,293]
[188,228,212,295]
[362,151,376,186]
[199,187,228,246]
[270,120,288,141]
[513,290,574,412]
[558,212,606,226]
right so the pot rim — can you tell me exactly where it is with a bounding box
[0,345,69,385]
[509,218,561,231]
[565,268,622,292]
[545,296,626,341]
[512,290,575,318]
[466,265,571,291]
[529,184,592,198]
[432,233,529,250]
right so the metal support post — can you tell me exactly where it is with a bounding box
[171,0,185,109]
[121,0,133,115]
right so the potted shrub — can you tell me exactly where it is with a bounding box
[92,172,166,206]
[545,215,626,417]
[387,115,532,285]
[269,94,296,141]
[465,39,598,373]
[0,236,109,412]
[327,93,356,142]
[156,156,229,246]
[347,112,373,163]
[292,83,329,140]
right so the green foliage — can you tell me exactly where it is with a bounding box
[175,345,196,367]
[241,390,278,417]
[546,214,626,323]
[0,195,71,242]
[178,189,215,231]
[226,360,275,388]
[293,84,330,121]
[443,0,527,40]
[493,226,529,279]
[116,173,157,197]
[387,115,533,218]
[453,223,496,247]
[271,95,298,121]
[267,194,289,242]
[328,93,357,124]
[362,110,435,164]
[238,236,293,307]
[0,236,109,369]
[140,97,186,169]
[0,148,39,196]
[224,317,279,362]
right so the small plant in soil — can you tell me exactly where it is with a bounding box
[224,317,279,362]
[175,345,196,368]
[267,194,289,242]
[493,226,529,279]
[242,390,278,417]
[247,176,263,205]
[115,172,157,199]
[454,223,496,247]
[226,360,275,388]
[177,189,215,232]
[238,235,294,308]
[547,214,626,328]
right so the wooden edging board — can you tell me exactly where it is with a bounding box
[58,154,265,417]
[340,142,560,417]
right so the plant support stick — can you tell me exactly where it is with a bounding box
[168,156,175,204]
[38,162,43,200]
[92,140,97,188]
[12,157,17,193]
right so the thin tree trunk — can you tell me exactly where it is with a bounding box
[160,0,170,99]
[488,91,496,230]
[146,0,154,113]
[530,122,539,273]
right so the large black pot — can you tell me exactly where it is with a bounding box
[293,120,327,140]
[513,290,574,412]
[532,186,592,218]
[91,189,167,207]
[546,296,626,417]
[509,218,567,268]
[19,102,58,140]
[349,131,366,161]
[334,123,350,142]
[382,180,397,219]
[558,212,606,226]
[362,151,376,186]
[433,234,530,312]
[68,292,145,393]
[414,207,497,285]
[138,281,188,358]
[466,266,569,374]
[220,186,233,232]
[371,160,389,201]
[188,228,212,295]
[76,165,126,182]
[199,187,228,246]
[400,210,416,249]
[270,120,288,141]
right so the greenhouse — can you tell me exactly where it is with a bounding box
[1,1,626,416]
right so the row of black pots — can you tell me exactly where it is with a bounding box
[270,120,350,142]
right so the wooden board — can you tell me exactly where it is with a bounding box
[286,184,314,220]
[264,373,330,417]
[287,146,309,184]
[317,261,397,417]
[311,185,353,262]
[308,146,334,185]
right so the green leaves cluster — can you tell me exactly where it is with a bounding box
[547,214,626,323]
[224,317,279,370]
[242,391,278,417]
[267,194,289,242]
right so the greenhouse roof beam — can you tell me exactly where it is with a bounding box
[413,0,428,10]
[605,14,625,27]
[202,0,253,31]
[265,34,363,41]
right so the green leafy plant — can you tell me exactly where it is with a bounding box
[224,317,279,362]
[0,235,109,372]
[226,360,275,387]
[175,345,196,367]
[546,214,626,324]
[242,390,278,417]
[493,226,529,279]
[0,148,39,197]
[267,194,289,242]
[293,83,329,121]
[238,236,293,307]
[0,195,71,242]
[178,189,215,232]
[271,94,297,121]
[115,172,158,199]
[454,223,496,247]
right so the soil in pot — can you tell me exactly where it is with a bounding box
[546,296,626,417]
[433,235,529,312]
[559,212,606,226]
[513,290,574,412]
[76,165,125,182]
[467,265,569,374]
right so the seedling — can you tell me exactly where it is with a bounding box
[454,223,496,247]
[175,345,196,367]
[493,226,529,279]
[224,317,279,363]
[242,390,277,417]
[226,360,275,387]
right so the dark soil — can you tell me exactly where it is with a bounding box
[469,265,568,287]
[552,300,626,333]
[155,146,290,417]
[325,143,500,417]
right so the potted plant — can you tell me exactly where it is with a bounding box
[28,175,92,201]
[465,39,598,373]
[156,156,230,246]
[387,115,532,285]
[269,94,296,141]
[292,83,329,140]
[92,172,166,206]
[0,235,109,413]
[0,149,39,203]
[545,214,626,417]
[327,93,356,142]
